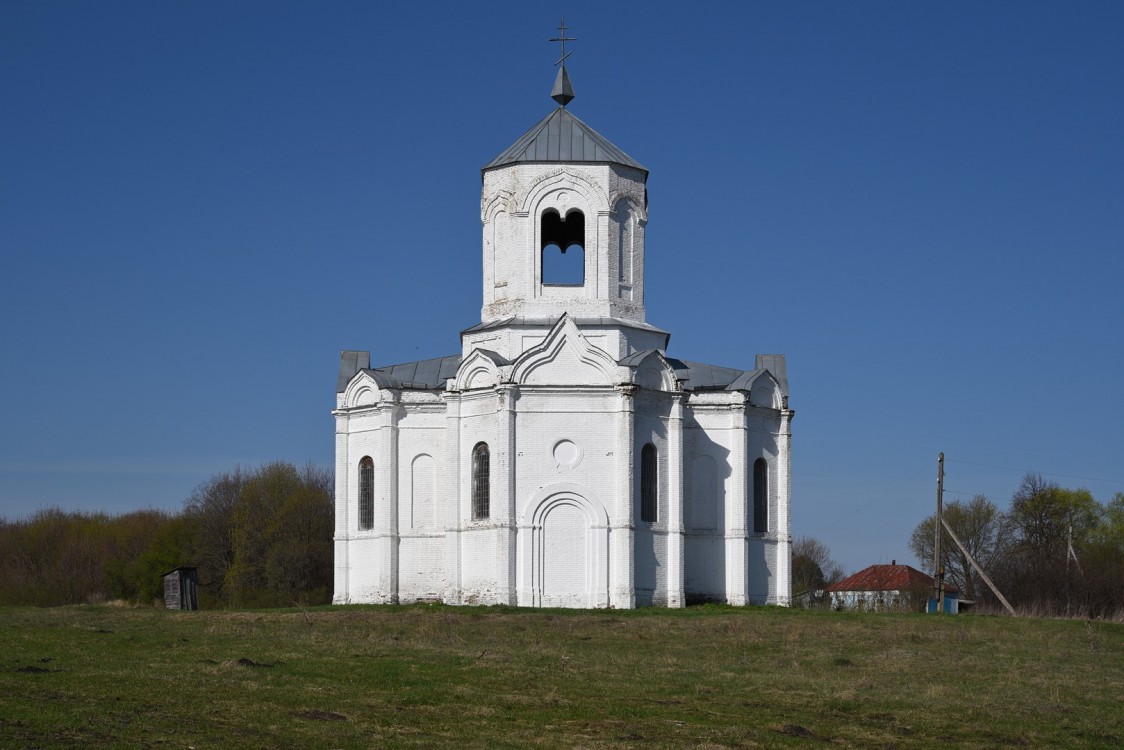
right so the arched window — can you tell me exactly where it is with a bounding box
[358,456,374,530]
[641,443,658,523]
[472,442,490,520]
[541,208,585,285]
[753,458,768,533]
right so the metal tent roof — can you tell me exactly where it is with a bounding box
[483,106,647,173]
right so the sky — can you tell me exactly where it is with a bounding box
[2,2,1123,575]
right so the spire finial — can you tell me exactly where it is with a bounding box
[549,17,575,107]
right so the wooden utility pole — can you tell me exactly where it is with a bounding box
[1066,525,1083,575]
[933,452,944,613]
[941,515,1017,616]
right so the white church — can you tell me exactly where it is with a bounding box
[333,57,793,609]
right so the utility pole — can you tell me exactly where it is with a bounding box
[929,451,1016,617]
[941,514,1016,616]
[1066,525,1083,575]
[933,452,944,613]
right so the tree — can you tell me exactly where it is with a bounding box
[0,463,334,608]
[792,536,843,597]
[223,462,335,606]
[909,494,1005,601]
[1001,475,1109,612]
[1089,492,1124,549]
[105,509,179,602]
[110,514,193,603]
[182,467,246,602]
[1007,474,1099,562]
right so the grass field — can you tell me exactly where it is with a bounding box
[1,604,1121,749]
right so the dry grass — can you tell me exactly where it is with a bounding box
[1,604,1122,748]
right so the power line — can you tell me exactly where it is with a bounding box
[803,462,932,537]
[944,458,1124,487]
[942,488,1006,504]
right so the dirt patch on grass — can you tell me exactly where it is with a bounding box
[293,709,347,721]
[219,657,273,668]
[778,724,820,739]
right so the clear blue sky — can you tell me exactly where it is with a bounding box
[3,2,1122,574]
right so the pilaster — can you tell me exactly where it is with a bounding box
[726,402,749,605]
[775,408,794,605]
[442,392,463,603]
[379,399,402,603]
[666,393,685,607]
[498,384,519,604]
[611,384,637,608]
[332,412,350,603]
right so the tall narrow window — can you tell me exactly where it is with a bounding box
[753,458,768,533]
[472,442,490,520]
[359,456,374,530]
[615,198,633,285]
[541,208,585,285]
[641,443,658,523]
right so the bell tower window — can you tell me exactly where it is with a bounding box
[541,208,585,285]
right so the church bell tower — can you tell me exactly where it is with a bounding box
[471,42,661,360]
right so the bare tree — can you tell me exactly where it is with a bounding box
[183,468,246,600]
[909,494,1005,601]
[1001,473,1102,610]
[792,536,843,597]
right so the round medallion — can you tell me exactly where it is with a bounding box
[552,439,582,468]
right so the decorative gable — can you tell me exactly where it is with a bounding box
[510,314,620,386]
[620,349,678,392]
[727,369,784,409]
[342,369,399,409]
[452,349,511,391]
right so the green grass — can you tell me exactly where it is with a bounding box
[1,604,1121,748]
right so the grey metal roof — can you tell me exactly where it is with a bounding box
[483,107,647,173]
[617,350,657,367]
[675,360,747,390]
[337,350,371,392]
[618,351,750,391]
[370,354,462,390]
[471,349,511,366]
[726,369,769,392]
[350,350,784,396]
[755,354,789,397]
[462,316,668,336]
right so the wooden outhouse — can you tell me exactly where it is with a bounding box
[163,566,198,610]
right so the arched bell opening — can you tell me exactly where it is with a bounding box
[541,208,585,286]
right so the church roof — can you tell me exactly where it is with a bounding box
[353,352,783,395]
[483,106,647,173]
[463,316,668,336]
[672,359,746,390]
[367,354,462,390]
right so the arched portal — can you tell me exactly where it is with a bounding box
[519,483,609,608]
[541,500,589,607]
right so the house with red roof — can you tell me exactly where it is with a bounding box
[825,562,958,613]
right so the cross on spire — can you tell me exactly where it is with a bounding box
[549,17,576,107]
[549,17,575,67]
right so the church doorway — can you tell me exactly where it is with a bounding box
[521,483,609,608]
[540,500,590,607]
